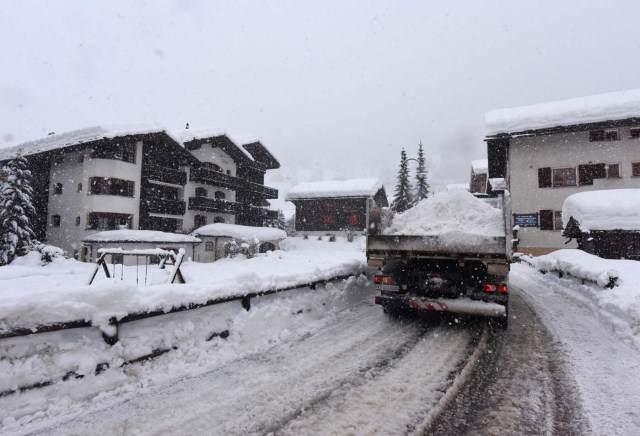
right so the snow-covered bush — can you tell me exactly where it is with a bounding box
[33,243,64,263]
[223,238,259,259]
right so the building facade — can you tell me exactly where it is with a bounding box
[0,125,279,260]
[286,179,388,236]
[486,91,640,255]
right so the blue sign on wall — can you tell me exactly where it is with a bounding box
[514,213,538,228]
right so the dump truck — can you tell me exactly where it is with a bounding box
[367,189,512,328]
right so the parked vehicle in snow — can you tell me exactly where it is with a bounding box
[367,188,512,328]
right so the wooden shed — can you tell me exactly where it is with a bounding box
[286,178,388,236]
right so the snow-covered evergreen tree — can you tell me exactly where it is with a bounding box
[390,148,413,213]
[0,153,36,265]
[414,141,430,203]
[275,209,287,231]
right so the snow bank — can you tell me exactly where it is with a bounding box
[562,189,640,232]
[383,190,505,240]
[486,88,640,135]
[513,250,640,350]
[517,249,619,288]
[84,229,200,243]
[446,183,469,191]
[286,178,383,200]
[0,238,366,332]
[193,223,286,241]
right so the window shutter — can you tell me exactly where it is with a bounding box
[539,210,553,230]
[128,181,135,197]
[578,164,593,186]
[592,163,606,179]
[538,167,551,188]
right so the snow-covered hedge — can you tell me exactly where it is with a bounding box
[516,249,619,288]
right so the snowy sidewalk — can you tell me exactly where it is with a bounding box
[0,237,367,333]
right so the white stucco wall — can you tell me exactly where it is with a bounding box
[46,142,143,257]
[508,127,640,254]
[183,145,237,229]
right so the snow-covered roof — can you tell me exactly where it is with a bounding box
[489,178,507,191]
[471,159,488,174]
[83,229,201,243]
[286,178,383,200]
[0,123,165,161]
[173,127,226,143]
[562,189,640,232]
[193,223,286,241]
[486,88,640,135]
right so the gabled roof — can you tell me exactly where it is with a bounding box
[486,88,640,136]
[0,123,165,161]
[232,135,280,169]
[286,178,384,200]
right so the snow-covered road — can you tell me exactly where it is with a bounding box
[23,294,474,435]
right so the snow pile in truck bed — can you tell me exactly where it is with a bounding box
[383,190,505,241]
[562,189,640,232]
[486,88,640,135]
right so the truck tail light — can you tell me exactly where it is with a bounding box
[374,275,394,285]
[497,284,508,293]
[483,283,508,293]
[483,284,496,292]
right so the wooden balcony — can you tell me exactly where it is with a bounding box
[146,197,186,215]
[143,164,187,186]
[188,197,243,214]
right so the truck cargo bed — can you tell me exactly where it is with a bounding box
[367,234,508,259]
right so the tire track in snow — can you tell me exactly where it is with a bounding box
[33,304,459,435]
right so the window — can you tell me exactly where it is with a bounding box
[205,241,214,251]
[553,211,564,230]
[589,129,619,141]
[75,216,81,226]
[214,191,226,200]
[51,214,61,227]
[604,129,619,141]
[578,163,606,186]
[90,141,136,163]
[633,162,640,177]
[630,128,640,138]
[87,212,132,230]
[89,177,135,197]
[195,187,208,197]
[194,215,207,228]
[552,167,577,187]
[213,216,225,223]
[226,169,231,175]
[607,163,620,178]
[53,183,63,195]
[538,167,552,188]
[77,183,82,192]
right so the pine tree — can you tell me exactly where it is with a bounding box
[414,141,430,203]
[0,153,36,265]
[275,209,287,231]
[390,148,413,213]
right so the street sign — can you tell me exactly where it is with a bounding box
[514,213,538,228]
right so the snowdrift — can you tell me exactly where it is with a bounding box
[562,189,640,232]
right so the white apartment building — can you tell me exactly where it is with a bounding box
[0,124,280,260]
[485,89,640,255]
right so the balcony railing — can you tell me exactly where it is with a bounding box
[188,197,244,214]
[190,167,278,199]
[146,197,186,215]
[189,168,244,191]
[143,164,187,186]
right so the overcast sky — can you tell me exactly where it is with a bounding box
[2,0,640,200]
